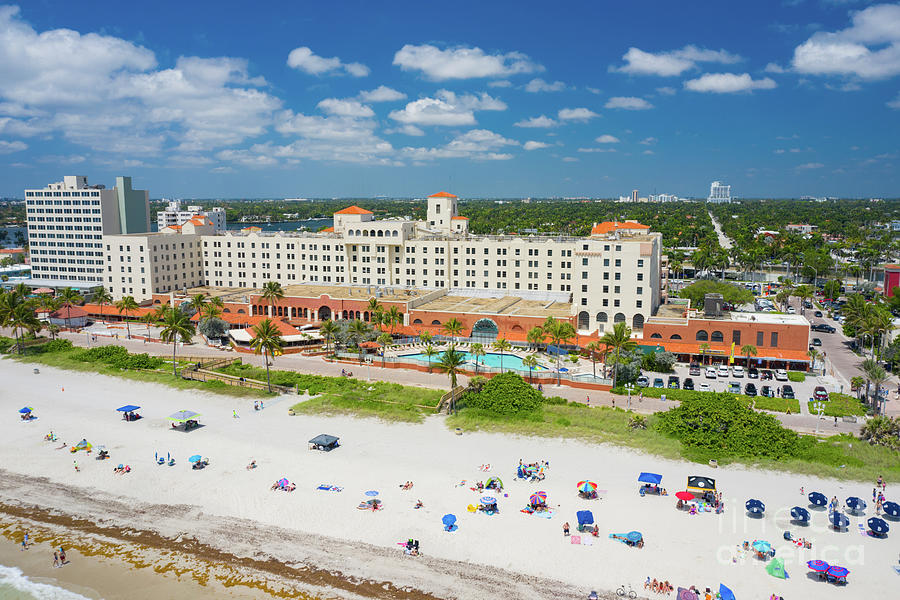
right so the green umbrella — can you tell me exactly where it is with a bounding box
[766,557,787,579]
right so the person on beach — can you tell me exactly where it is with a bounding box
[563,522,570,536]
[21,531,28,550]
[53,551,59,567]
[233,409,239,418]
[59,547,66,564]
[73,460,79,472]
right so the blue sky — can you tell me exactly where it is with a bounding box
[0,0,898,198]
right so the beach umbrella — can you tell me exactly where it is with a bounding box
[675,491,694,502]
[638,472,663,485]
[766,557,787,579]
[277,478,289,487]
[480,496,497,505]
[74,440,90,450]
[168,410,200,422]
[883,501,900,518]
[751,540,771,554]
[625,531,642,543]
[718,584,735,600]
[790,506,811,523]
[846,496,866,512]
[745,499,765,514]
[808,491,828,507]
[807,559,830,572]
[577,481,597,493]
[530,491,548,505]
[364,490,379,497]
[831,512,850,529]
[825,565,849,578]
[18,407,33,414]
[867,517,890,535]
[442,514,457,527]
[188,454,202,463]
[365,498,382,507]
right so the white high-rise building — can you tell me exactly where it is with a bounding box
[25,175,149,289]
[708,181,732,203]
[157,199,226,231]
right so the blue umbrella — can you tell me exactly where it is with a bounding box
[831,512,850,529]
[790,506,811,523]
[18,407,33,414]
[807,559,830,572]
[576,510,594,526]
[752,540,771,553]
[625,531,642,543]
[638,472,663,485]
[364,490,379,497]
[825,565,849,578]
[867,517,889,535]
[746,499,765,513]
[808,491,828,507]
[846,496,866,512]
[442,514,457,527]
[883,501,900,518]
[188,454,201,463]
[718,584,736,600]
[480,496,497,505]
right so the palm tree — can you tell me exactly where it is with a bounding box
[93,286,112,323]
[423,344,438,373]
[200,297,224,321]
[0,292,24,353]
[436,346,466,412]
[862,358,888,414]
[141,311,158,339]
[347,319,370,363]
[807,348,820,375]
[159,306,195,377]
[8,302,41,354]
[850,375,866,400]
[542,317,576,385]
[585,341,603,379]
[377,331,393,367]
[115,295,139,339]
[57,287,83,330]
[261,280,284,318]
[493,338,511,373]
[470,342,485,375]
[522,355,539,383]
[698,342,711,364]
[385,305,403,334]
[319,319,338,353]
[740,344,758,369]
[47,323,61,340]
[12,282,30,299]
[250,318,284,393]
[367,297,381,318]
[599,321,637,389]
[188,293,208,317]
[419,331,433,346]
[526,326,544,352]
[442,317,464,345]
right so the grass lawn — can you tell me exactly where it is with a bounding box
[787,371,806,382]
[751,396,802,413]
[809,393,868,417]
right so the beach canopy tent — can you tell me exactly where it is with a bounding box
[846,496,866,512]
[576,510,594,527]
[867,517,889,535]
[718,584,736,600]
[766,557,787,579]
[117,405,140,412]
[790,506,811,523]
[686,476,715,494]
[831,512,850,529]
[808,491,828,507]
[168,410,200,422]
[309,434,339,451]
[638,472,662,485]
[485,477,503,489]
[882,501,900,518]
[746,499,765,514]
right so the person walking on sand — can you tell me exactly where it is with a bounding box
[73,460,79,472]
[53,551,59,568]
[58,547,66,565]
[563,522,570,536]
[21,531,28,550]
[233,409,239,419]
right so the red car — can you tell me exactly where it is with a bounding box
[814,386,829,401]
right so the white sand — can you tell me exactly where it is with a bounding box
[1,359,897,599]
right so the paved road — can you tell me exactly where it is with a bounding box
[708,210,733,249]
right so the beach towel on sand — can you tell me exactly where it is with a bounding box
[317,484,342,492]
[571,536,581,545]
[582,536,593,546]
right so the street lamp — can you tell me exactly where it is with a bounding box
[625,383,634,411]
[812,401,825,435]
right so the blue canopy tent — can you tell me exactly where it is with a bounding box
[116,405,140,412]
[746,499,765,516]
[790,506,811,524]
[576,509,594,531]
[846,496,866,513]
[718,584,736,600]
[808,491,828,507]
[638,472,663,485]
[883,501,900,519]
[831,512,850,530]
[867,517,889,536]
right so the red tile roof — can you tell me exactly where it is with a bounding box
[429,191,457,198]
[334,206,373,215]
[321,226,335,233]
[241,226,262,232]
[49,305,88,318]
[451,216,469,220]
[82,303,158,318]
[188,215,211,226]
[591,221,650,235]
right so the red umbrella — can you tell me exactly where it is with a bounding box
[676,491,694,501]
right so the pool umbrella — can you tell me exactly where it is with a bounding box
[807,559,830,572]
[868,517,890,535]
[442,514,457,527]
[577,481,597,493]
[883,501,900,518]
[480,496,497,505]
[790,506,811,523]
[188,455,202,463]
[746,499,765,514]
[846,496,866,512]
[808,491,828,507]
[831,512,850,529]
[751,540,771,553]
[530,491,547,505]
[766,557,787,579]
[364,490,379,497]
[718,584,735,600]
[675,491,694,502]
[825,565,849,578]
[18,407,33,414]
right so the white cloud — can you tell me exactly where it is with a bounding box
[523,140,551,150]
[357,86,406,102]
[796,162,824,170]
[684,73,776,93]
[888,92,900,109]
[316,98,374,118]
[388,90,506,127]
[639,137,657,145]
[524,78,566,92]
[514,115,558,128]
[792,4,900,80]
[595,134,620,144]
[385,124,425,136]
[774,149,786,154]
[392,44,542,80]
[402,129,517,161]
[488,80,512,88]
[586,87,602,95]
[0,140,26,153]
[642,149,654,155]
[562,157,579,162]
[577,147,616,153]
[604,96,653,110]
[558,107,599,121]
[764,62,786,74]
[286,46,369,77]
[611,45,741,76]
[656,86,676,95]
[216,148,278,167]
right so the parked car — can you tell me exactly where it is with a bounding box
[732,365,745,378]
[705,367,717,379]
[653,378,665,388]
[689,363,701,376]
[761,385,774,397]
[744,382,757,397]
[814,310,823,317]
[761,370,774,380]
[811,324,835,333]
[782,384,795,399]
[775,369,788,381]
[717,365,730,378]
[699,382,711,392]
[812,338,822,347]
[748,367,759,379]
[683,377,695,390]
[814,386,829,401]
[727,382,741,394]
[636,375,650,387]
[787,306,796,314]
[803,301,812,309]
[668,376,680,389]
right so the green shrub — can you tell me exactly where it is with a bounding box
[787,371,806,382]
[462,372,543,415]
[74,345,129,364]
[40,339,74,353]
[0,336,17,354]
[545,395,568,405]
[810,393,867,417]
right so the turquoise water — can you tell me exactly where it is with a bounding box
[0,565,96,599]
[400,351,547,372]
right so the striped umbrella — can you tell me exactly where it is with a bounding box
[577,481,597,493]
[807,559,830,572]
[530,491,547,505]
[825,565,849,578]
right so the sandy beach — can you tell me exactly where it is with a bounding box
[0,358,897,599]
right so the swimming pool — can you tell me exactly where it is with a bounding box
[400,351,548,372]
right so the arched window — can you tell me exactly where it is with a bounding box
[377,230,383,237]
[431,319,441,325]
[363,311,369,322]
[632,314,645,329]
[237,309,246,314]
[670,334,682,340]
[577,311,590,330]
[696,330,708,341]
[413,318,423,324]
[363,230,369,237]
[596,312,608,323]
[342,310,349,319]
[614,312,626,323]
[223,308,231,313]
[392,230,398,237]
[711,331,724,342]
[650,333,662,339]
[348,230,354,236]
[355,229,361,236]
[318,306,331,321]
[472,318,499,341]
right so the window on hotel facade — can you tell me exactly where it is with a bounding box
[711,331,724,342]
[770,332,778,347]
[732,330,741,344]
[696,330,708,341]
[756,331,764,346]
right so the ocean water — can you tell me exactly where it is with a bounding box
[0,565,97,600]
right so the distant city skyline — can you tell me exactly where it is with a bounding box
[0,1,898,198]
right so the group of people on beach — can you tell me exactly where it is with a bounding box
[643,578,673,595]
[399,481,414,490]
